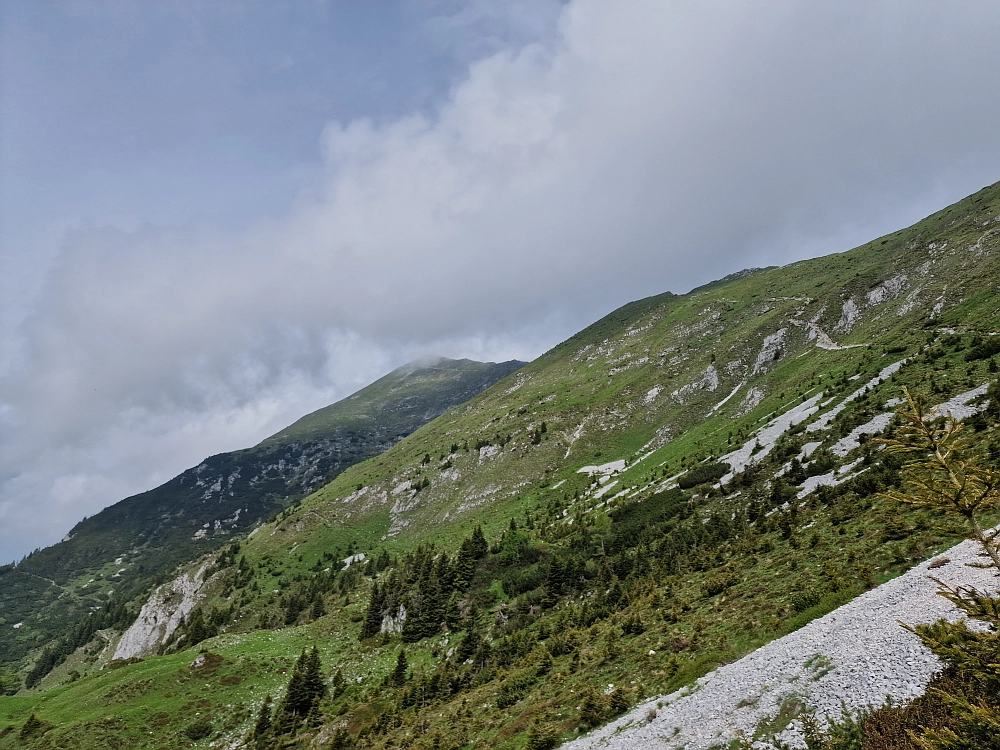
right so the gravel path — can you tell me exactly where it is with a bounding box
[564,537,998,750]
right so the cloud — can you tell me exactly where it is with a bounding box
[3,0,1000,560]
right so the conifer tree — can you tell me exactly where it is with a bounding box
[456,624,481,663]
[311,591,326,620]
[302,647,326,706]
[331,668,347,698]
[875,390,1000,748]
[421,571,444,638]
[391,648,409,687]
[470,525,488,559]
[608,687,631,715]
[251,695,273,749]
[526,720,558,750]
[879,388,1000,568]
[273,647,326,737]
[453,538,476,590]
[579,687,606,727]
[444,590,462,629]
[360,581,383,640]
[19,714,45,741]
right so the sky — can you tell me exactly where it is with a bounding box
[2,0,1000,562]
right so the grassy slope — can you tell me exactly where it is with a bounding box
[4,181,1000,748]
[0,358,524,672]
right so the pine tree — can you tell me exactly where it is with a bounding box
[360,581,383,640]
[608,687,631,715]
[470,525,488,559]
[453,539,476,590]
[329,727,353,749]
[455,622,481,663]
[526,721,559,750]
[303,647,326,704]
[421,570,444,638]
[273,647,326,736]
[547,557,567,595]
[391,648,409,687]
[444,591,462,630]
[579,687,606,727]
[331,668,347,698]
[251,695,273,749]
[311,591,326,620]
[879,388,1000,568]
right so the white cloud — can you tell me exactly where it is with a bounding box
[3,0,1000,559]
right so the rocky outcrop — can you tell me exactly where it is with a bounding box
[113,563,209,660]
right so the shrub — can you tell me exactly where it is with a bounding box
[526,721,559,750]
[496,668,536,708]
[622,613,645,635]
[678,462,728,489]
[790,590,822,613]
[184,718,214,741]
[579,687,606,727]
[964,337,1000,361]
[608,687,631,715]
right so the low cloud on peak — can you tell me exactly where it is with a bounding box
[3,0,1000,560]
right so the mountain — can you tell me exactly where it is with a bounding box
[0,357,524,675]
[2,181,1000,748]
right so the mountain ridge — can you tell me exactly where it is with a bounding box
[3,181,1000,747]
[0,356,524,675]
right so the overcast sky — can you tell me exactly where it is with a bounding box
[2,0,1000,562]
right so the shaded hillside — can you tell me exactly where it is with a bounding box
[4,181,1000,748]
[0,357,523,670]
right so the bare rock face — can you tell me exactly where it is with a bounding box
[113,563,209,660]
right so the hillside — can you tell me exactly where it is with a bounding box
[0,358,523,681]
[2,181,1000,748]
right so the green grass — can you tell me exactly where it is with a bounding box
[4,180,1000,748]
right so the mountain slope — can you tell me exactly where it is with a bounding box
[0,357,524,673]
[3,181,1000,748]
[267,181,1000,555]
[564,535,996,749]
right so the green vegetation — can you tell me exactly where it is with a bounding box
[789,395,1000,749]
[4,181,1000,748]
[0,357,522,679]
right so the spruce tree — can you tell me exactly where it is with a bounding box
[302,647,326,706]
[331,668,347,698]
[421,571,444,639]
[470,525,488,559]
[392,648,409,687]
[19,714,45,741]
[453,539,476,590]
[273,647,326,736]
[310,591,326,620]
[444,590,462,630]
[608,687,631,715]
[526,721,558,750]
[456,625,481,663]
[251,695,273,749]
[360,581,383,640]
[579,687,606,728]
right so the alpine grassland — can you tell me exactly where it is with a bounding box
[3,181,1000,748]
[0,358,523,685]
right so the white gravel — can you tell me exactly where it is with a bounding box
[831,413,894,457]
[806,360,905,434]
[563,537,998,750]
[719,393,825,483]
